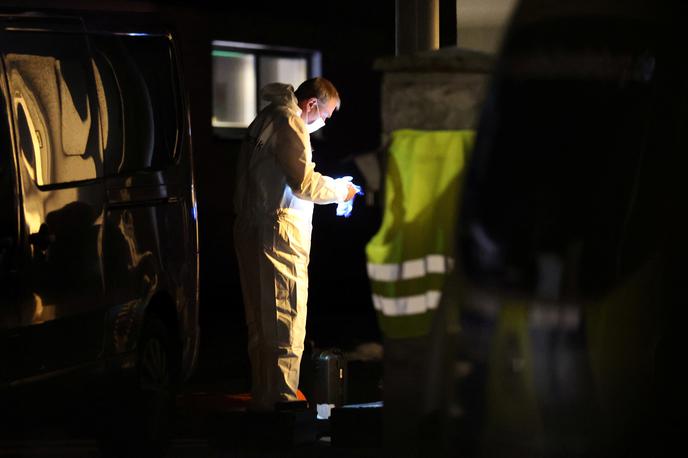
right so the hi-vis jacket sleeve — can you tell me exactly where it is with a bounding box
[271,112,349,204]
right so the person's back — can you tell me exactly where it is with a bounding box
[234,83,316,225]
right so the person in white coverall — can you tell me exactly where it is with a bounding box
[233,77,358,411]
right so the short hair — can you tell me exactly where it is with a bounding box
[294,77,341,110]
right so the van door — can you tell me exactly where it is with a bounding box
[1,25,106,378]
[90,33,187,357]
[0,61,20,383]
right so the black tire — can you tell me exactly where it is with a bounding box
[136,315,179,454]
[99,314,179,458]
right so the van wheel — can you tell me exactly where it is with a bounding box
[99,315,178,457]
[134,314,178,456]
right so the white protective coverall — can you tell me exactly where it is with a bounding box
[233,83,350,410]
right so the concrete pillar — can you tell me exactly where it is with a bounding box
[395,0,439,55]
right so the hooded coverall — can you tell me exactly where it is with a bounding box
[233,83,349,410]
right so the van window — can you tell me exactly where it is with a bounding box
[90,34,179,175]
[4,32,103,185]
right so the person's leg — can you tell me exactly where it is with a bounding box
[234,222,270,410]
[275,247,308,402]
[264,211,312,405]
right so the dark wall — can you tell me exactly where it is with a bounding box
[160,1,394,382]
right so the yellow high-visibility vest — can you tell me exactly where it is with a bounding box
[366,129,474,338]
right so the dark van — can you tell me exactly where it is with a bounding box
[0,10,199,451]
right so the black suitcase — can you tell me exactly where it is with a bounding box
[312,348,347,406]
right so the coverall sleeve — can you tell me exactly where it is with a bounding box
[271,113,349,204]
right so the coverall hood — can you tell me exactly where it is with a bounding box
[260,83,300,112]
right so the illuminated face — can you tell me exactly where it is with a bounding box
[306,97,338,125]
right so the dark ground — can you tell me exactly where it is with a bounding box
[0,358,383,458]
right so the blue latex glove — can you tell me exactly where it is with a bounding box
[335,176,364,218]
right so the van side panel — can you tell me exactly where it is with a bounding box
[2,28,107,379]
[95,32,199,378]
[0,18,199,386]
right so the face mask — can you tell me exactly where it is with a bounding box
[306,103,326,134]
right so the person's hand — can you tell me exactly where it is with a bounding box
[345,182,358,201]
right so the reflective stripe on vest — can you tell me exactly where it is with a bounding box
[367,255,455,281]
[372,290,441,316]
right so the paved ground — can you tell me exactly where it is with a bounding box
[0,391,383,457]
[0,437,381,458]
[0,361,383,457]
